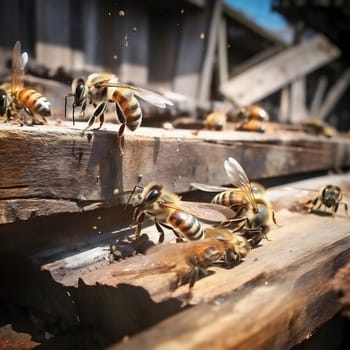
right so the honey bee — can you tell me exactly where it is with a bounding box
[128,182,235,243]
[235,105,269,133]
[111,232,250,302]
[305,185,348,216]
[111,239,225,301]
[192,157,263,212]
[0,84,11,120]
[204,104,232,131]
[66,73,173,155]
[301,119,337,138]
[204,226,251,266]
[192,157,277,246]
[1,41,52,124]
[228,196,277,247]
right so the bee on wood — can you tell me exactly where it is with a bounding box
[227,196,278,247]
[204,105,232,131]
[235,105,269,133]
[300,119,337,138]
[0,41,51,124]
[111,231,249,302]
[66,73,173,155]
[192,158,263,212]
[204,226,251,266]
[111,239,223,302]
[305,185,348,216]
[128,182,235,243]
[192,157,277,247]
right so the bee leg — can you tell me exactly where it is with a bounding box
[342,202,349,216]
[332,203,339,217]
[117,124,126,157]
[224,248,237,267]
[155,221,166,243]
[83,101,107,133]
[272,210,281,227]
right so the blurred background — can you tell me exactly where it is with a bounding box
[0,0,350,131]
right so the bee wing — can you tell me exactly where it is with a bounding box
[191,182,233,192]
[224,157,258,211]
[97,81,174,108]
[178,201,235,222]
[11,40,26,92]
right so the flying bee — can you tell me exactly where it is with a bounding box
[235,105,269,133]
[3,41,52,124]
[128,182,235,243]
[66,73,173,155]
[304,184,348,216]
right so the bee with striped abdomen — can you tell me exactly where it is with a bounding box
[235,105,269,133]
[128,182,235,243]
[192,157,277,246]
[1,41,52,124]
[66,73,173,155]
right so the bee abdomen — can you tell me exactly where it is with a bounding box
[212,191,234,207]
[17,88,51,116]
[168,210,204,240]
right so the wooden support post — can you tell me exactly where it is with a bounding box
[197,0,222,102]
[279,85,290,123]
[318,68,350,121]
[310,76,328,117]
[290,77,308,122]
[217,15,228,86]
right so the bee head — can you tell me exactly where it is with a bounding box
[0,89,8,116]
[145,184,162,203]
[72,77,88,107]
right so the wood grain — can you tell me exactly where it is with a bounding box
[1,123,350,224]
[101,211,350,350]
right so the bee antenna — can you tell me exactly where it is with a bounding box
[125,184,144,210]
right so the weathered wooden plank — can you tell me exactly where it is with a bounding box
[103,214,350,350]
[1,123,350,224]
[36,174,350,349]
[220,35,340,105]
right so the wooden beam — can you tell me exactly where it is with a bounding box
[220,35,340,106]
[317,68,350,120]
[1,123,350,225]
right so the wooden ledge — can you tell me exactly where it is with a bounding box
[35,174,350,349]
[1,122,350,224]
